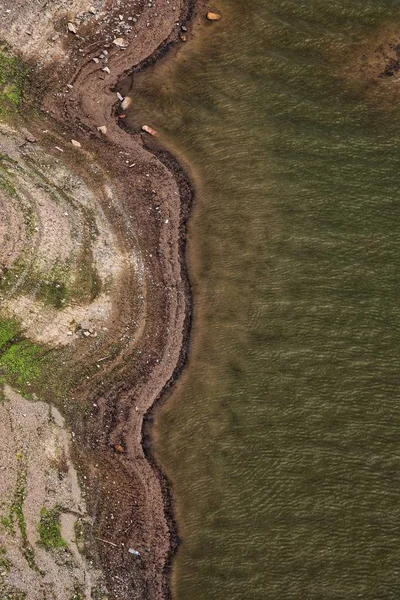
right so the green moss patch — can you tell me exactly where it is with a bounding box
[0,341,44,387]
[37,279,68,310]
[0,319,19,350]
[7,452,27,540]
[0,318,48,394]
[38,507,67,550]
[0,48,30,117]
[0,546,11,575]
[1,451,37,572]
[0,545,27,600]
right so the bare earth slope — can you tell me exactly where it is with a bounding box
[0,1,193,598]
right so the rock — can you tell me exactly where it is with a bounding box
[113,443,125,453]
[128,548,141,557]
[113,37,127,48]
[78,321,96,337]
[121,96,132,110]
[89,6,96,14]
[180,34,187,42]
[92,57,99,63]
[22,129,37,143]
[67,22,77,34]
[181,25,187,32]
[117,92,124,101]
[97,125,107,134]
[102,66,111,74]
[206,11,222,21]
[142,125,158,137]
[71,139,81,147]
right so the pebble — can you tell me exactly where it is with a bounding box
[113,37,127,47]
[142,125,158,137]
[207,11,222,21]
[67,22,77,33]
[102,66,111,74]
[23,130,37,143]
[97,125,107,134]
[121,96,132,110]
[71,139,81,147]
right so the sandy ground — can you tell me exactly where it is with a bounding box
[0,0,194,599]
[0,123,135,347]
[0,386,106,599]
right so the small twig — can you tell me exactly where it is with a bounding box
[95,537,118,547]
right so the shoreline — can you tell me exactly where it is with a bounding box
[0,0,202,596]
[115,7,199,599]
[141,146,195,599]
[64,1,199,597]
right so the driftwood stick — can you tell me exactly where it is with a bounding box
[95,537,119,548]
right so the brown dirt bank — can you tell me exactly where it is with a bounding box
[1,0,199,598]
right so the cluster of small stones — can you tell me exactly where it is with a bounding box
[63,0,186,61]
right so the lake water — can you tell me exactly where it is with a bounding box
[128,1,400,598]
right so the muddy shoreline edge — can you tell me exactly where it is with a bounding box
[118,2,197,598]
[141,148,194,599]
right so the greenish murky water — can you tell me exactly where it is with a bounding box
[129,1,400,598]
